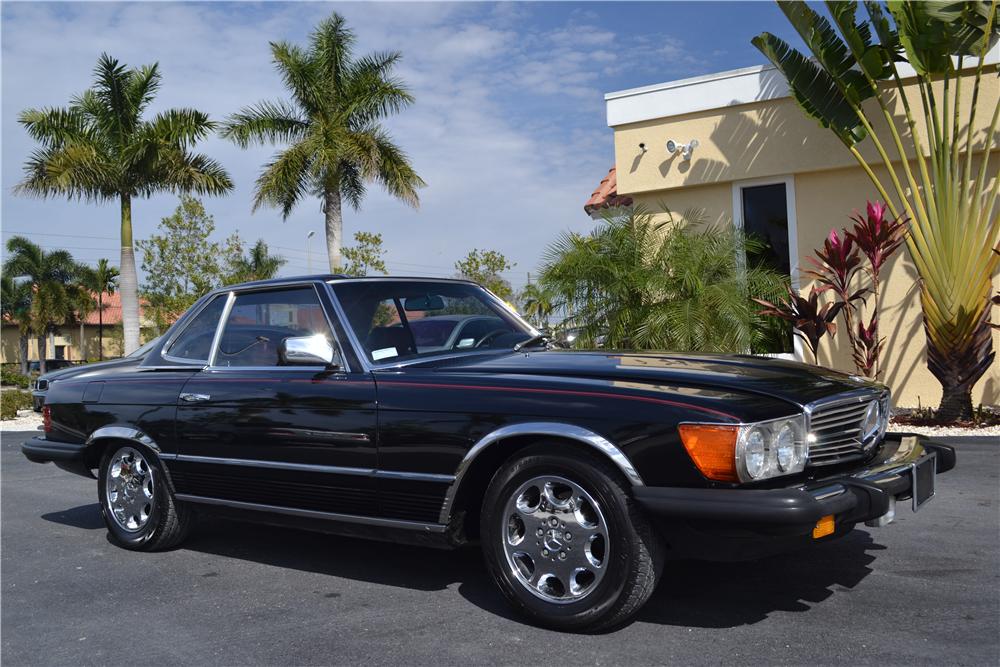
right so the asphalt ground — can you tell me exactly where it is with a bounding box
[2,431,997,666]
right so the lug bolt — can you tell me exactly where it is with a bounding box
[559,552,567,560]
[565,532,572,540]
[536,528,544,537]
[549,517,559,527]
[542,549,550,557]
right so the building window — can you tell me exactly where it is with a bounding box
[736,179,796,356]
[54,345,66,360]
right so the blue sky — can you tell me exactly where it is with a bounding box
[1,1,794,292]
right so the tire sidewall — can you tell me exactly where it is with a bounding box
[481,450,639,630]
[98,444,169,549]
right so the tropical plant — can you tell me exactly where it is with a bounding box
[81,258,119,360]
[222,12,424,272]
[1,275,34,375]
[456,249,515,301]
[540,207,789,352]
[2,237,84,373]
[752,1,999,420]
[343,231,387,277]
[224,239,286,285]
[803,229,867,366]
[754,286,846,363]
[519,282,558,330]
[16,53,233,355]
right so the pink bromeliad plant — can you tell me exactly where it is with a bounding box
[757,201,906,376]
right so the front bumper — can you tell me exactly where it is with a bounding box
[634,433,955,559]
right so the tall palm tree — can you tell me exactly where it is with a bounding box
[226,240,286,284]
[82,258,120,360]
[752,1,999,420]
[3,237,83,373]
[1,275,34,375]
[16,53,233,355]
[222,12,424,272]
[539,208,789,352]
[519,282,558,330]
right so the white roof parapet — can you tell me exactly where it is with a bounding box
[606,43,1000,128]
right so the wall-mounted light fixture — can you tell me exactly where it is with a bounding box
[638,142,647,154]
[666,139,699,160]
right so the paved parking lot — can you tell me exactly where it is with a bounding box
[2,430,997,665]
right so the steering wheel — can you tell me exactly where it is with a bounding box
[474,329,509,349]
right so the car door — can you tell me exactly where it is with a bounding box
[171,284,379,519]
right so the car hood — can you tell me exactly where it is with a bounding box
[37,357,140,383]
[420,350,881,408]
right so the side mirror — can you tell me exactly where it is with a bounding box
[278,335,340,368]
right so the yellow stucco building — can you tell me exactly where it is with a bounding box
[588,51,999,408]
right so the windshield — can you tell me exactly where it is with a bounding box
[331,280,535,364]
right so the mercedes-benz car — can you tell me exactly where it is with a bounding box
[21,275,955,631]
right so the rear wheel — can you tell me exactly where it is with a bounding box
[481,443,663,631]
[98,443,193,551]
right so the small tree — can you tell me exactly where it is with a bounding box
[224,239,287,284]
[1,276,33,375]
[456,249,514,301]
[81,258,119,360]
[137,196,235,328]
[343,232,387,277]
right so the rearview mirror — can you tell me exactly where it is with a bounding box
[278,335,340,367]
[404,294,445,311]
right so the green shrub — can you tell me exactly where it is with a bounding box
[0,368,31,389]
[0,390,34,420]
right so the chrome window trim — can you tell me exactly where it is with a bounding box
[438,422,643,524]
[322,282,373,372]
[173,494,447,533]
[205,284,352,373]
[160,293,231,366]
[86,426,160,453]
[160,453,454,483]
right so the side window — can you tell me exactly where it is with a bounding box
[164,296,227,362]
[214,287,334,367]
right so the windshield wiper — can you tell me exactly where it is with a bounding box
[513,334,548,352]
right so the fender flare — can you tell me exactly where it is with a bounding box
[438,422,644,524]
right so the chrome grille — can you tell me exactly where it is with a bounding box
[806,390,888,466]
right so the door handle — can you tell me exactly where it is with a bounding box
[180,392,211,403]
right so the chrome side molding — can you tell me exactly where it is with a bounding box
[438,422,645,524]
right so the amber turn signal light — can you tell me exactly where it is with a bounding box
[812,514,835,539]
[678,424,739,482]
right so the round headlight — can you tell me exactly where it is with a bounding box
[775,423,797,471]
[744,429,767,478]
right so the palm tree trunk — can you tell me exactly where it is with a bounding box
[37,333,47,374]
[79,320,84,361]
[18,334,28,376]
[927,317,993,422]
[119,195,141,355]
[98,293,104,361]
[324,188,344,273]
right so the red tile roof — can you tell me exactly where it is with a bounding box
[80,292,153,325]
[584,166,633,215]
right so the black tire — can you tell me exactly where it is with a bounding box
[480,442,663,632]
[98,443,193,551]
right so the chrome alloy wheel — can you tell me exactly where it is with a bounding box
[501,475,609,604]
[105,447,155,532]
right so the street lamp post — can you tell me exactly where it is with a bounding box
[306,231,316,273]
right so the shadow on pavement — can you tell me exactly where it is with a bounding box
[41,503,105,530]
[41,504,885,630]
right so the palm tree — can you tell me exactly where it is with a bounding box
[3,237,83,373]
[222,12,424,272]
[539,208,788,352]
[16,54,233,355]
[81,258,119,360]
[752,1,999,420]
[226,240,286,284]
[519,282,558,330]
[1,275,34,375]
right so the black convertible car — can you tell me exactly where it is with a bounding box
[22,275,954,631]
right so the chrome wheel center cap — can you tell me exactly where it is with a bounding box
[543,528,564,552]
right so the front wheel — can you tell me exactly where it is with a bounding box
[480,443,663,631]
[98,443,193,551]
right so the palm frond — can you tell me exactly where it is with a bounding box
[253,140,314,218]
[220,100,309,148]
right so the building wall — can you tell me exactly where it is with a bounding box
[0,325,147,365]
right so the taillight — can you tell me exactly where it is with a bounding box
[42,405,52,433]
